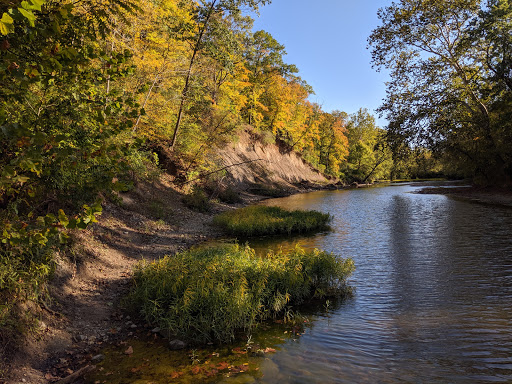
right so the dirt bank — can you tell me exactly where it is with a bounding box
[3,134,339,384]
[216,130,332,190]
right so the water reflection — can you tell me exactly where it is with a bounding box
[254,183,512,383]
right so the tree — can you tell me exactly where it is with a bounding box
[343,108,392,182]
[242,29,298,127]
[368,0,512,185]
[170,0,269,150]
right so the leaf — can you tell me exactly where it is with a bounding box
[124,346,133,355]
[18,8,36,27]
[21,0,44,11]
[0,13,14,35]
[58,209,69,227]
[169,371,183,379]
[190,366,203,375]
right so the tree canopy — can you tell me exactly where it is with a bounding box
[369,0,512,185]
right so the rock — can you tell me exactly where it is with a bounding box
[77,334,87,342]
[168,339,186,350]
[91,354,105,363]
[151,327,161,333]
[130,324,137,329]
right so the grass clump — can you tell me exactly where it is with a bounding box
[213,205,331,237]
[128,244,354,343]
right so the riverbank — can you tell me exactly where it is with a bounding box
[416,185,512,208]
[3,171,337,384]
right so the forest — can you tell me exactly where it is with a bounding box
[1,0,511,360]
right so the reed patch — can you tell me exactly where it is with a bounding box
[128,244,354,343]
[213,206,331,237]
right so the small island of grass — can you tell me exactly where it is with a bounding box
[213,205,331,237]
[128,244,354,343]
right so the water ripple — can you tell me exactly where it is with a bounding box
[256,183,512,383]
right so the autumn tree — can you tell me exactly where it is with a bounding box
[242,29,298,127]
[171,0,269,151]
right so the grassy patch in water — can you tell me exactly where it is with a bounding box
[128,244,354,344]
[213,205,331,237]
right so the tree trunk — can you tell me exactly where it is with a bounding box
[170,0,218,150]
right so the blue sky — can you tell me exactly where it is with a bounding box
[251,0,391,127]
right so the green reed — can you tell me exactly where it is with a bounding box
[128,244,354,343]
[213,206,331,237]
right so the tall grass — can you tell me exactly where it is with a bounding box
[128,244,354,343]
[213,206,331,237]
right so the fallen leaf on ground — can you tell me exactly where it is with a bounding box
[191,366,203,375]
[124,346,133,355]
[263,348,276,353]
[206,368,219,377]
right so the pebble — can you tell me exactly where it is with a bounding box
[91,354,105,363]
[168,339,186,350]
[151,327,161,333]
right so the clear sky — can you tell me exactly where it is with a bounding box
[250,0,391,127]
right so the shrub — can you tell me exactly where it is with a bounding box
[217,186,243,204]
[128,244,354,343]
[182,185,211,212]
[249,184,289,198]
[213,205,331,237]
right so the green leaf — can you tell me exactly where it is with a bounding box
[58,209,69,228]
[21,0,44,11]
[0,13,14,35]
[18,8,36,27]
[59,232,70,244]
[76,220,88,229]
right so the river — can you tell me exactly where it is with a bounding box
[89,182,512,383]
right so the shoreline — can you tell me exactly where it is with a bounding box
[415,185,512,208]
[4,175,337,384]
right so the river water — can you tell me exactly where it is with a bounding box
[89,182,512,383]
[251,182,512,383]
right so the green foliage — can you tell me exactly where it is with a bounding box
[369,0,512,185]
[182,185,211,212]
[213,205,331,237]
[342,108,393,183]
[0,0,142,340]
[128,244,354,343]
[217,186,243,204]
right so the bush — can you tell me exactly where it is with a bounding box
[248,184,289,198]
[182,185,210,212]
[213,205,331,237]
[128,244,354,343]
[217,186,243,204]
